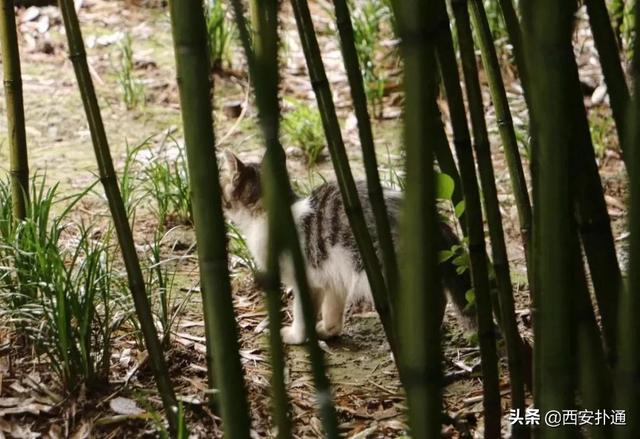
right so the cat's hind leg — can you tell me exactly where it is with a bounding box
[315,290,346,340]
[280,286,323,344]
[280,288,307,344]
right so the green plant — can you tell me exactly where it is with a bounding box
[146,230,173,345]
[350,0,392,118]
[0,177,129,391]
[118,139,149,222]
[589,111,614,158]
[143,138,193,228]
[281,98,326,165]
[618,0,637,62]
[204,0,236,70]
[227,222,257,273]
[116,33,145,110]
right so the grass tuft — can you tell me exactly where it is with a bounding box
[116,33,145,110]
[0,176,130,392]
[282,98,326,166]
[204,0,236,71]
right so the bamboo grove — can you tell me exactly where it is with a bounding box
[0,0,638,437]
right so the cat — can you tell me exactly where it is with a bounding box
[220,150,475,344]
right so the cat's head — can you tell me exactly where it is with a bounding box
[220,150,264,220]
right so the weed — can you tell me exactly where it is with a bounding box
[119,139,149,223]
[0,176,130,391]
[351,0,394,118]
[589,109,616,159]
[282,98,326,165]
[144,229,190,346]
[116,33,145,110]
[291,170,328,196]
[143,137,193,228]
[227,222,257,273]
[204,0,236,71]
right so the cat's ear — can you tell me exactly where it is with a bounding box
[223,149,245,175]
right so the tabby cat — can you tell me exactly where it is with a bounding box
[220,151,475,344]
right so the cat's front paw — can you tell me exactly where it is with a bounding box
[315,320,341,340]
[280,326,305,344]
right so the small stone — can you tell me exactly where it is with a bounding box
[591,83,608,105]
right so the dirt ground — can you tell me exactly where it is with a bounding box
[0,1,630,438]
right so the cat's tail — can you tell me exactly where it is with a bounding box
[438,222,477,330]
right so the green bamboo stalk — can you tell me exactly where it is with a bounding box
[521,1,578,437]
[395,0,443,435]
[495,0,532,124]
[585,0,631,160]
[289,0,398,355]
[229,1,339,436]
[569,81,622,364]
[249,1,291,436]
[616,3,640,435]
[451,1,528,436]
[330,0,399,297]
[386,0,467,233]
[514,0,622,365]
[573,243,612,439]
[433,100,468,233]
[56,0,181,432]
[469,0,533,268]
[433,1,501,436]
[0,0,29,220]
[167,2,250,436]
[260,230,292,439]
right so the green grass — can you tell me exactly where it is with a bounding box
[116,33,145,110]
[350,0,394,118]
[0,176,131,391]
[204,0,236,71]
[589,109,618,159]
[142,136,193,228]
[282,98,326,165]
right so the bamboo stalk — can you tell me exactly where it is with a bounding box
[260,230,292,439]
[395,0,443,435]
[585,0,631,161]
[229,1,339,436]
[468,0,533,269]
[451,2,528,437]
[433,1,501,436]
[513,0,622,365]
[249,1,291,436]
[0,0,29,220]
[495,0,532,125]
[433,101,468,233]
[569,83,622,364]
[330,0,399,297]
[289,0,398,355]
[56,0,181,432]
[617,3,640,435]
[167,2,250,436]
[573,241,612,439]
[521,1,578,436]
[386,0,467,233]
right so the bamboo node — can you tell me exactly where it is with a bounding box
[3,79,21,87]
[309,76,329,91]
